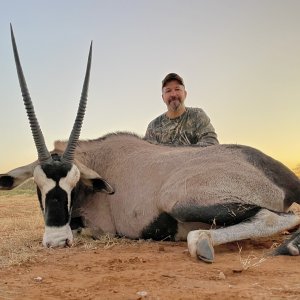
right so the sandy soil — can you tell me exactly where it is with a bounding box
[0,195,300,300]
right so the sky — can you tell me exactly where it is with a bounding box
[0,0,300,173]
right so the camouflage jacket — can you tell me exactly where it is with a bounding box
[144,107,219,147]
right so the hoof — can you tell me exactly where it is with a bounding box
[196,232,215,263]
[272,230,300,256]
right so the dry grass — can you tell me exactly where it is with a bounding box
[74,231,141,250]
[237,242,267,271]
[1,182,300,269]
[0,179,36,197]
[0,194,44,268]
[0,191,139,268]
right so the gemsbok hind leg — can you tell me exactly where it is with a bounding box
[272,228,300,256]
[187,209,300,263]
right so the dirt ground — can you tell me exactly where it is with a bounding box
[0,195,300,300]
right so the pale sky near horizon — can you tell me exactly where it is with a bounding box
[0,0,300,172]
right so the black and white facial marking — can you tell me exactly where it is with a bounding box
[9,26,93,248]
[33,155,80,248]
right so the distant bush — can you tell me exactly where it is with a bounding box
[294,165,300,178]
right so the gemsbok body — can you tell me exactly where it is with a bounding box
[1,26,300,263]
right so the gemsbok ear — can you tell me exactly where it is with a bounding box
[75,160,114,194]
[88,177,115,194]
[0,161,38,189]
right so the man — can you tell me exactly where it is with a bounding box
[145,73,219,146]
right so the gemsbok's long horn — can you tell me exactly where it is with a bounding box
[10,24,52,164]
[62,41,92,163]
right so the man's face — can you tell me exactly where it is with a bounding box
[162,80,187,112]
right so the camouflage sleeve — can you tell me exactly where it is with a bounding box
[195,130,219,147]
[144,121,157,142]
[193,109,219,147]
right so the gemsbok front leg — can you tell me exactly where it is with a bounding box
[187,209,300,263]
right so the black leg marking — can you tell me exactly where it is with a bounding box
[70,216,85,230]
[172,202,261,226]
[141,212,178,241]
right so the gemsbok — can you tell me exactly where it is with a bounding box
[1,26,300,263]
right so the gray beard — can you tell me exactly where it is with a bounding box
[168,99,181,111]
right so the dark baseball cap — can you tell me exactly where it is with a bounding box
[162,73,185,88]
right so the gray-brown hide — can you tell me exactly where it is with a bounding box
[5,26,300,262]
[53,133,300,254]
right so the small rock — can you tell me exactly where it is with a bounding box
[232,268,243,273]
[136,291,148,297]
[34,276,43,282]
[218,272,226,280]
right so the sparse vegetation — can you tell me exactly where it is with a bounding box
[0,184,300,269]
[0,192,138,268]
[1,193,300,299]
[0,193,43,267]
[237,243,267,271]
[0,179,36,196]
